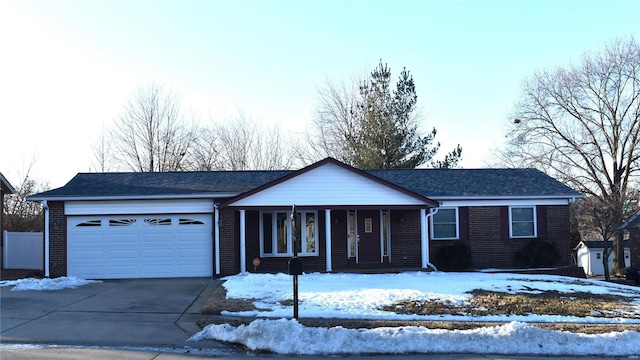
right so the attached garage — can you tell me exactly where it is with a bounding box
[67,214,212,279]
[63,199,215,279]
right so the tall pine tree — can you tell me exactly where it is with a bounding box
[350,61,461,169]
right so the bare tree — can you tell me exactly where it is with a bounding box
[109,82,198,172]
[296,78,362,165]
[90,125,114,172]
[499,36,640,276]
[2,162,48,232]
[207,112,294,170]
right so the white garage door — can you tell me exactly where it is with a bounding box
[67,214,213,279]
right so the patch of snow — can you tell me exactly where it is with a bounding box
[190,319,640,356]
[0,277,100,291]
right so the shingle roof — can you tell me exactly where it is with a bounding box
[577,240,630,250]
[368,168,580,198]
[30,171,292,199]
[29,163,581,201]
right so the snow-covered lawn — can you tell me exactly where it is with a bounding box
[190,271,640,356]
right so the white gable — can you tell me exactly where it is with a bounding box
[227,162,427,207]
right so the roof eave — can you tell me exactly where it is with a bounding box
[429,194,584,201]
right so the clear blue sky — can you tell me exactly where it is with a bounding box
[1,0,639,188]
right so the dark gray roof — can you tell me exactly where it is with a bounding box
[1,172,15,194]
[577,240,630,249]
[30,171,292,199]
[620,210,640,229]
[368,168,580,198]
[29,165,581,201]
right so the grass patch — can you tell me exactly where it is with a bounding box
[201,283,257,314]
[382,289,639,319]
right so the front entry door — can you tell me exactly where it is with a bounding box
[357,210,381,263]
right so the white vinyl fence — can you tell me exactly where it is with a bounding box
[2,231,43,270]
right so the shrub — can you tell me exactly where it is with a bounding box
[514,239,560,268]
[434,242,473,271]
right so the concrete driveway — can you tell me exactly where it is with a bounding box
[0,277,228,351]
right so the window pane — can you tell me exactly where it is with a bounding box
[512,208,533,222]
[305,212,315,253]
[434,224,457,238]
[262,213,273,254]
[434,209,456,223]
[512,222,534,237]
[276,212,288,254]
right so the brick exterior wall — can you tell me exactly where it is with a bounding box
[218,208,239,276]
[629,228,640,269]
[429,205,571,270]
[390,210,422,268]
[48,201,67,277]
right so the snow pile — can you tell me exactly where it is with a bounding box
[0,276,100,291]
[190,319,640,356]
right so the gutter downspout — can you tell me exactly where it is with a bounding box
[43,200,50,277]
[423,207,439,272]
[214,203,220,275]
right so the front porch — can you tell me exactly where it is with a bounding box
[227,208,435,275]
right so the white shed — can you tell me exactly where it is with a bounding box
[574,240,630,276]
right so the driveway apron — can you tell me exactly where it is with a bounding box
[0,277,217,348]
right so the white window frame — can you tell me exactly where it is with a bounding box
[509,205,537,238]
[260,210,318,257]
[430,207,459,240]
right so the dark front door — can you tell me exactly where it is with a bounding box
[357,210,381,263]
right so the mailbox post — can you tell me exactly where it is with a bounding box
[288,256,303,319]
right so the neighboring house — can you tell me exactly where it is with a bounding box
[1,172,16,269]
[574,240,631,276]
[1,172,15,232]
[620,211,640,269]
[27,158,582,279]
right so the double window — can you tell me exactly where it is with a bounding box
[260,210,318,257]
[431,208,458,240]
[509,206,536,238]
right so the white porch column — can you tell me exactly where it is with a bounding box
[420,208,428,269]
[325,208,332,272]
[214,204,221,275]
[239,209,246,273]
[43,200,50,277]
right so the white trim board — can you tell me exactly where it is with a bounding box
[65,199,215,215]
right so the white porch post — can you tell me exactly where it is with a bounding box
[325,208,332,272]
[420,208,428,269]
[43,200,50,277]
[239,209,246,273]
[214,204,221,275]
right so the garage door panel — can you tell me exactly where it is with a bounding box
[72,250,103,260]
[68,214,212,279]
[108,249,139,259]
